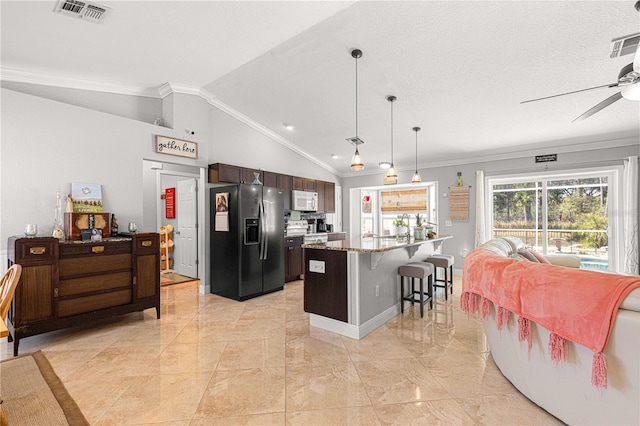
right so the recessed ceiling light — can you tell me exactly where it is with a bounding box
[379,161,391,170]
[331,154,339,159]
[283,123,294,131]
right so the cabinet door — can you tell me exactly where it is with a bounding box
[291,245,303,276]
[241,168,262,184]
[317,181,325,212]
[304,178,316,192]
[217,164,241,183]
[277,174,293,211]
[292,176,304,191]
[15,265,54,323]
[134,234,160,300]
[324,182,336,213]
[263,171,278,187]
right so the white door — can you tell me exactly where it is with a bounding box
[176,178,198,278]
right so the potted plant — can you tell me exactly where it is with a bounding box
[393,218,408,236]
[414,214,426,240]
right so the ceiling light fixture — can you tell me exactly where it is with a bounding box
[411,127,422,183]
[383,95,398,184]
[283,123,294,131]
[378,161,391,169]
[348,49,364,171]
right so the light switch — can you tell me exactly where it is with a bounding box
[309,260,325,274]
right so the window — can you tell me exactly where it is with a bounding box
[488,168,622,271]
[358,182,438,237]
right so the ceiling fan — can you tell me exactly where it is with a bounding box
[521,32,640,122]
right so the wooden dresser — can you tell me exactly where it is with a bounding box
[6,233,160,356]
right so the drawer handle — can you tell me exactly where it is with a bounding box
[29,247,46,255]
[141,240,153,247]
[92,246,105,254]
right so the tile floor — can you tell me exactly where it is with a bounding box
[0,277,563,425]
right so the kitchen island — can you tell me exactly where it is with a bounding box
[302,235,452,339]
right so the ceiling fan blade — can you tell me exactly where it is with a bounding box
[572,92,624,122]
[521,83,618,104]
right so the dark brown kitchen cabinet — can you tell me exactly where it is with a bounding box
[304,179,316,192]
[324,182,336,213]
[277,174,293,211]
[6,234,160,356]
[317,182,325,213]
[292,176,304,191]
[263,171,278,187]
[209,163,241,184]
[241,168,262,184]
[284,236,303,282]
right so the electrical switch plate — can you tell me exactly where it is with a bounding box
[375,285,380,297]
[445,220,452,227]
[309,260,325,274]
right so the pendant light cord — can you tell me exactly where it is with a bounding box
[415,129,418,170]
[390,100,393,163]
[355,56,358,141]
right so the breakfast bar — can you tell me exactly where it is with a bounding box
[302,235,452,339]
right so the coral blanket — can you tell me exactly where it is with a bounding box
[461,249,640,388]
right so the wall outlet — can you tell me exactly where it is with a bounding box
[445,220,452,227]
[375,285,380,297]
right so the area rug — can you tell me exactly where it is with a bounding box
[160,271,198,286]
[0,351,89,425]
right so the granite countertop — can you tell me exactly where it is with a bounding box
[302,235,452,253]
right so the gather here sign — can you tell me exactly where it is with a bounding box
[155,135,198,159]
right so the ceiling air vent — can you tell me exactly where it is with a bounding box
[53,0,111,24]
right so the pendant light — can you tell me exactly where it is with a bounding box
[411,126,422,183]
[384,95,398,184]
[348,49,364,171]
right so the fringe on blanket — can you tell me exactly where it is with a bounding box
[517,316,533,358]
[481,297,492,320]
[496,306,510,331]
[460,292,479,315]
[461,291,610,390]
[592,352,607,390]
[549,333,568,364]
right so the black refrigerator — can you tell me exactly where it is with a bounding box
[210,184,285,300]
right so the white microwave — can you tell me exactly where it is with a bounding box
[292,190,318,211]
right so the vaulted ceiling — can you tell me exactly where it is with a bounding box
[2,1,639,177]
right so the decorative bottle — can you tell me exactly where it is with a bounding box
[52,191,65,240]
[111,214,118,237]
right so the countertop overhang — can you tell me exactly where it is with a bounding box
[302,235,452,253]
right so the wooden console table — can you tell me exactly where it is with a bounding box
[6,234,161,356]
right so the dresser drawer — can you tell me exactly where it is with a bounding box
[134,233,159,254]
[58,271,132,297]
[57,289,132,318]
[14,239,57,264]
[59,253,132,278]
[60,240,131,257]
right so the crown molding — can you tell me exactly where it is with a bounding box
[199,89,342,177]
[2,71,342,178]
[157,82,203,98]
[159,82,341,176]
[0,67,160,98]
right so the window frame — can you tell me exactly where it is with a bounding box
[485,166,623,272]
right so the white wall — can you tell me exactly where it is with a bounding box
[0,88,208,259]
[341,139,640,272]
[209,107,340,184]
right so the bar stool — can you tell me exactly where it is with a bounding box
[424,254,454,299]
[398,262,434,318]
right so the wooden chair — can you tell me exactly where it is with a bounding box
[0,265,22,323]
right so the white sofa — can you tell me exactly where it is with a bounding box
[470,236,640,425]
